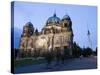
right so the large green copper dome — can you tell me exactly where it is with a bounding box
[47,13,60,24]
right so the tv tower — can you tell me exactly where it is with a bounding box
[87,24,92,49]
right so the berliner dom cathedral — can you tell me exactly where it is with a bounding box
[19,13,73,57]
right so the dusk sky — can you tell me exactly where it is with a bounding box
[13,1,97,50]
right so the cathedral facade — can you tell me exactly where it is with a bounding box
[19,13,73,57]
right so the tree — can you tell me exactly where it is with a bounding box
[14,48,19,59]
[72,42,82,58]
[93,47,97,56]
[95,47,97,56]
[82,47,93,57]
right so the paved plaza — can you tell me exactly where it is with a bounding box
[15,56,97,74]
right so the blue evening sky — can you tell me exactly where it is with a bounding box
[13,1,97,50]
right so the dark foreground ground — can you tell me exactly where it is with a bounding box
[14,56,97,74]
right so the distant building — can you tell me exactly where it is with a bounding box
[19,13,73,56]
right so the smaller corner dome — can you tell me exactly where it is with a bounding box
[62,15,71,20]
[25,22,34,28]
[46,13,60,24]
